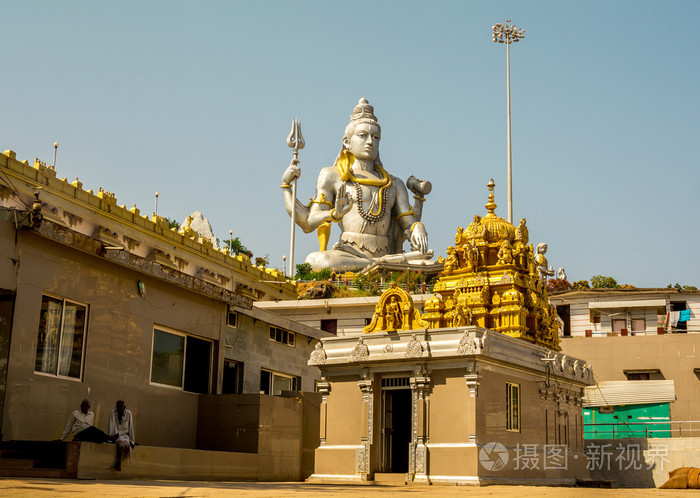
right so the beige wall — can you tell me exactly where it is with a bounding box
[313,360,589,484]
[4,231,221,447]
[1,228,320,448]
[561,334,700,424]
[225,313,320,394]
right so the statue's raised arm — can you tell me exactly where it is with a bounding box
[281,98,436,272]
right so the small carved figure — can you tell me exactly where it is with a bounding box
[465,215,482,238]
[479,280,491,305]
[455,226,465,246]
[558,267,567,281]
[385,296,403,331]
[463,241,479,270]
[535,243,555,284]
[515,217,529,244]
[444,246,459,273]
[497,240,514,265]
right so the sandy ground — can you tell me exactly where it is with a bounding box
[0,479,695,497]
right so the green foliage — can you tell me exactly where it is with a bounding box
[294,263,331,281]
[295,263,313,280]
[255,254,270,268]
[390,270,426,293]
[668,283,698,291]
[590,275,619,289]
[223,237,251,257]
[164,217,180,230]
[354,273,382,296]
[572,280,590,290]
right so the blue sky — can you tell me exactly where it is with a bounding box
[3,1,698,287]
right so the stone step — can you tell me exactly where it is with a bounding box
[0,458,36,469]
[373,472,408,484]
[0,468,70,479]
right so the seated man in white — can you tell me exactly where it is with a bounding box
[107,400,135,471]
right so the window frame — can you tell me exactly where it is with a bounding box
[269,326,295,347]
[226,305,238,328]
[149,325,213,393]
[506,382,521,432]
[260,368,301,395]
[34,293,89,381]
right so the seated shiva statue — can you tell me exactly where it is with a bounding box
[281,98,433,271]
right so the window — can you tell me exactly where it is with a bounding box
[671,302,687,332]
[557,305,571,337]
[624,369,661,381]
[150,327,213,394]
[260,369,300,395]
[321,319,337,335]
[223,359,244,394]
[35,295,87,379]
[269,326,295,347]
[612,319,626,333]
[506,382,520,432]
[226,306,237,328]
[590,310,601,324]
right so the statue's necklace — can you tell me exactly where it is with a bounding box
[354,180,390,224]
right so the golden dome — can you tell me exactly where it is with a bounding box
[480,179,515,243]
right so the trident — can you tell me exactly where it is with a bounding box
[286,118,305,279]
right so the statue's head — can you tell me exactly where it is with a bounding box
[342,98,381,163]
[536,242,548,254]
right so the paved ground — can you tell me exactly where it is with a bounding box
[0,478,691,497]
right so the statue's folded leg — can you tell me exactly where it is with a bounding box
[304,249,372,272]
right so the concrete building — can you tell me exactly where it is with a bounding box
[552,289,700,433]
[0,148,329,450]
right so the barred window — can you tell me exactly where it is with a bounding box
[506,382,520,432]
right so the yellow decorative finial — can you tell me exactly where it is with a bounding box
[485,178,497,216]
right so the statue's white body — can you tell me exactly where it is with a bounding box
[281,99,432,271]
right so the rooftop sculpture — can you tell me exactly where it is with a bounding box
[281,98,434,272]
[424,179,561,349]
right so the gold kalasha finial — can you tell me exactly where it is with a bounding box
[485,179,497,215]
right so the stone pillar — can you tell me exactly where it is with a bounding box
[356,375,374,480]
[464,361,480,443]
[317,378,331,445]
[410,373,431,482]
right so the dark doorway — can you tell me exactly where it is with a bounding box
[0,290,15,437]
[382,389,411,473]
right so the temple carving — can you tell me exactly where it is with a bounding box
[363,282,428,333]
[427,179,560,350]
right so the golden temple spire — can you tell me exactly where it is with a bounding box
[484,178,497,217]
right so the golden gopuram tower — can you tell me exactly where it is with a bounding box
[422,179,560,350]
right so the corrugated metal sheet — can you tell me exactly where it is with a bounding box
[583,380,675,407]
[588,299,667,309]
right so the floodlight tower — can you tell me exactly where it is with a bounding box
[492,19,525,224]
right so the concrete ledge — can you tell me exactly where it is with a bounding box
[77,443,257,481]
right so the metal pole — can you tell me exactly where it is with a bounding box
[506,41,513,224]
[492,20,524,224]
[286,119,305,279]
[53,142,59,168]
[290,175,297,279]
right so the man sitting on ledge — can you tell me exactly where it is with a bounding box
[61,398,115,443]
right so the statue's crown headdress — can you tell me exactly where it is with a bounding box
[350,98,380,128]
